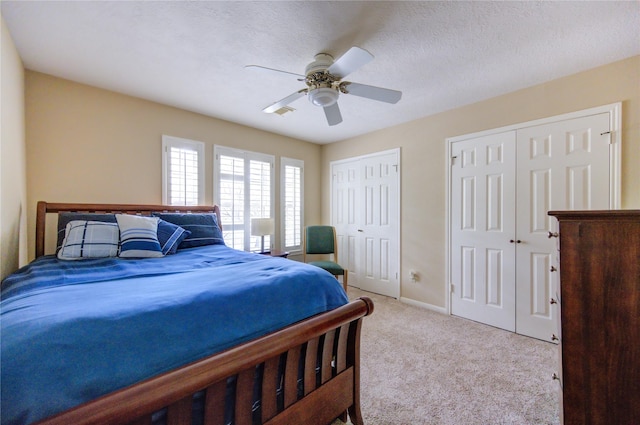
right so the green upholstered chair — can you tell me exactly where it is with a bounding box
[304,225,348,291]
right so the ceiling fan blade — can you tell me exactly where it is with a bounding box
[323,103,343,126]
[342,82,402,104]
[245,65,305,79]
[263,90,307,113]
[327,46,374,79]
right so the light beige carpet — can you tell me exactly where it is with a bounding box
[337,288,560,425]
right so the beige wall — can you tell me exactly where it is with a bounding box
[19,56,640,307]
[1,16,27,279]
[321,55,640,309]
[25,71,322,259]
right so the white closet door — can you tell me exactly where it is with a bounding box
[332,161,361,287]
[450,131,517,331]
[515,112,612,340]
[331,150,400,298]
[358,151,400,298]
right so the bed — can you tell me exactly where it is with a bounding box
[1,201,373,425]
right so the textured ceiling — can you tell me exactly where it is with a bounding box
[2,1,639,144]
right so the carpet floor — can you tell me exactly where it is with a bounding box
[338,287,560,425]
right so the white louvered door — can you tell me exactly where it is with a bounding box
[451,110,614,341]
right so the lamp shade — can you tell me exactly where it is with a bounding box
[251,218,274,236]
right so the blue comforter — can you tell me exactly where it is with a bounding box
[0,245,348,425]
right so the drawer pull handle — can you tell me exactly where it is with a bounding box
[548,231,559,238]
[552,373,563,389]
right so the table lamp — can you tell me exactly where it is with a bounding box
[251,218,274,253]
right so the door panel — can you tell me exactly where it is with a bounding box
[515,112,611,340]
[332,162,360,286]
[358,152,399,297]
[451,131,517,331]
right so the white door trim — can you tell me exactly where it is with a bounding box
[330,148,401,299]
[445,102,622,315]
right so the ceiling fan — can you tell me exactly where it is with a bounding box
[246,46,402,126]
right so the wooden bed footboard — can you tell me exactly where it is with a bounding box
[34,296,374,425]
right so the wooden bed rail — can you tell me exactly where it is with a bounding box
[35,201,221,258]
[34,296,374,425]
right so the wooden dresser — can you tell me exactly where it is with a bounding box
[548,210,640,425]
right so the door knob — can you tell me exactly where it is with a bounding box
[548,231,559,238]
[357,229,364,232]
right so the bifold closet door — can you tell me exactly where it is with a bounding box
[331,150,400,299]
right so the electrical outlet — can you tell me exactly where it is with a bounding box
[409,270,418,282]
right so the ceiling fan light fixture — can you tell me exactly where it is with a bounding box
[308,87,339,107]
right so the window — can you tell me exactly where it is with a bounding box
[162,135,204,205]
[214,146,274,251]
[281,157,304,252]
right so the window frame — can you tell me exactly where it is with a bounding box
[280,157,304,253]
[213,145,275,252]
[161,135,205,206]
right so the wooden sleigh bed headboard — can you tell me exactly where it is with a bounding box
[26,201,373,425]
[35,201,222,258]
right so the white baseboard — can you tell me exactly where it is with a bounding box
[399,296,448,315]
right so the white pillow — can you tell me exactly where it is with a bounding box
[116,214,164,258]
[57,220,120,260]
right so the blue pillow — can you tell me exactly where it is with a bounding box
[57,213,116,252]
[152,213,224,249]
[157,219,191,255]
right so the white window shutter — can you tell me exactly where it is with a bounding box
[214,146,275,252]
[281,158,304,252]
[162,136,204,206]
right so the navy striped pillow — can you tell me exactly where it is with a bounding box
[116,214,163,258]
[152,213,224,249]
[157,219,191,255]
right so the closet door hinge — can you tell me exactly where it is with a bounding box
[451,155,458,165]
